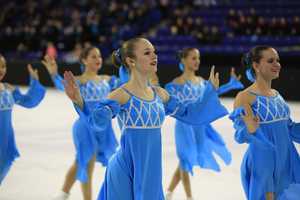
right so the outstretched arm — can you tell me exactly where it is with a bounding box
[63,71,83,107]
[13,64,46,108]
[217,67,244,95]
[42,55,65,91]
[162,66,228,125]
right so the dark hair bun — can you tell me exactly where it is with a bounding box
[241,52,251,68]
[111,50,123,69]
[177,50,183,59]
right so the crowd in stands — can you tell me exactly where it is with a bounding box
[0,0,299,62]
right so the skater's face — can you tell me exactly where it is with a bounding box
[0,56,7,81]
[253,48,281,80]
[182,49,200,71]
[127,38,158,75]
[82,48,102,72]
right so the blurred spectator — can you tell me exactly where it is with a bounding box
[269,17,278,36]
[46,42,57,59]
[249,8,258,25]
[209,26,222,44]
[278,17,289,36]
[255,16,268,35]
[291,16,300,35]
[227,9,239,31]
[194,0,217,7]
[63,42,82,64]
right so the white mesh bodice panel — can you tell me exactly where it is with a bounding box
[252,93,290,124]
[0,89,14,111]
[167,81,205,104]
[117,95,165,131]
[79,80,110,102]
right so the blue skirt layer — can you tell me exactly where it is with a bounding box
[98,129,164,200]
[0,111,20,184]
[279,184,300,200]
[73,118,118,183]
[0,80,45,184]
[175,120,231,174]
[234,118,300,199]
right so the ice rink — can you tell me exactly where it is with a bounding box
[1,89,299,200]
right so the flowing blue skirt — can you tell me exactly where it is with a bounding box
[175,120,231,174]
[98,128,164,200]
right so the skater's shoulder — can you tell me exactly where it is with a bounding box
[234,88,256,109]
[172,76,185,84]
[97,74,111,82]
[153,86,169,103]
[107,87,131,105]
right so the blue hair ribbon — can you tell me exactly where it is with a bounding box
[179,62,184,71]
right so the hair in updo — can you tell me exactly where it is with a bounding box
[111,37,145,69]
[241,45,272,80]
[177,47,197,60]
[241,45,272,69]
[79,46,99,64]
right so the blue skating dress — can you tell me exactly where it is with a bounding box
[165,77,243,174]
[75,81,228,200]
[229,91,300,200]
[0,78,45,184]
[51,74,119,182]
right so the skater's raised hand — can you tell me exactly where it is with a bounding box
[63,71,83,107]
[209,65,219,89]
[27,64,39,80]
[241,104,259,134]
[230,67,242,80]
[42,55,58,76]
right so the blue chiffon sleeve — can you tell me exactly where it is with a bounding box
[229,107,274,148]
[164,81,228,125]
[74,99,121,133]
[230,107,276,199]
[288,119,300,143]
[12,77,46,108]
[51,74,65,91]
[108,75,121,90]
[217,76,244,95]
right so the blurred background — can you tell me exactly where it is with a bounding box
[1,0,300,100]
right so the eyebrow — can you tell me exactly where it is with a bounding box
[267,57,279,60]
[143,48,155,51]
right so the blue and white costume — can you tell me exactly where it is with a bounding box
[229,91,300,200]
[51,74,119,182]
[165,77,243,173]
[75,81,228,200]
[0,78,45,184]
